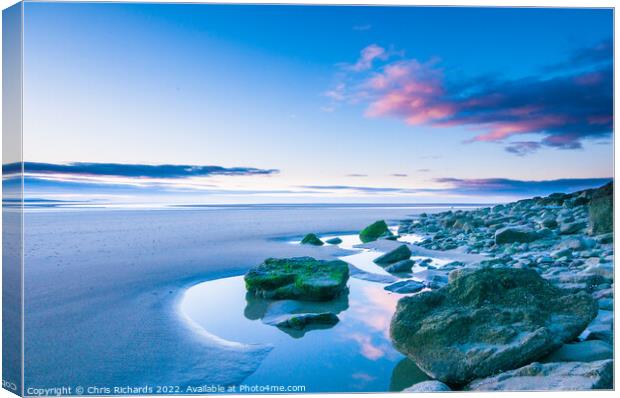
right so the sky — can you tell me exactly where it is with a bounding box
[20,2,613,204]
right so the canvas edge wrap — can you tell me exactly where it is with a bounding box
[3,2,25,396]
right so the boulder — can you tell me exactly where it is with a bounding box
[300,233,324,246]
[466,360,613,391]
[541,216,558,228]
[560,221,587,235]
[390,268,598,385]
[325,237,342,245]
[404,381,451,392]
[589,182,613,235]
[374,244,412,265]
[245,257,349,301]
[359,220,393,243]
[384,280,425,294]
[384,259,414,273]
[495,226,539,244]
[542,340,612,363]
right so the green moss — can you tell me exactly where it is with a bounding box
[245,257,349,301]
[301,233,324,246]
[359,220,393,243]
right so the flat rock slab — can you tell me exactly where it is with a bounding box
[390,268,598,385]
[245,257,349,301]
[542,340,612,363]
[384,280,425,294]
[466,360,613,391]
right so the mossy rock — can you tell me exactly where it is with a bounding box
[245,257,349,301]
[390,268,597,385]
[374,244,412,265]
[325,237,343,245]
[589,182,613,235]
[359,220,393,243]
[301,233,324,246]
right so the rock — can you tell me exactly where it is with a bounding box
[555,237,591,251]
[560,221,587,235]
[384,259,414,273]
[589,182,613,235]
[245,257,349,301]
[495,226,539,244]
[325,237,342,245]
[595,233,613,244]
[581,263,613,280]
[390,268,598,385]
[359,220,393,243]
[551,248,572,258]
[466,360,613,391]
[581,310,613,344]
[384,280,425,294]
[374,244,412,265]
[542,340,612,363]
[404,381,451,392]
[300,233,324,246]
[541,216,558,228]
[274,312,339,330]
[598,298,613,311]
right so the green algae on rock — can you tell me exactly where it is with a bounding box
[245,257,349,301]
[359,220,393,243]
[390,268,598,385]
[301,233,324,246]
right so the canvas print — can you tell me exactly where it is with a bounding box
[2,1,614,395]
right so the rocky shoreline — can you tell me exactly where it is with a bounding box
[243,182,613,391]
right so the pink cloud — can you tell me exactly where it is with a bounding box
[350,44,387,72]
[332,41,612,154]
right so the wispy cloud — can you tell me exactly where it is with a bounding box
[300,185,406,193]
[353,24,372,31]
[346,173,368,177]
[435,177,611,195]
[328,40,612,154]
[391,173,408,177]
[349,44,389,72]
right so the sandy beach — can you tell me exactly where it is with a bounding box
[23,205,456,389]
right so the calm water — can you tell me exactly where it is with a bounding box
[180,231,453,392]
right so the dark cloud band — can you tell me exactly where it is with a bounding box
[6,162,279,179]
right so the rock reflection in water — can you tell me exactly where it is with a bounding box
[244,293,349,338]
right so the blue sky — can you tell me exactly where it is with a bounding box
[21,3,613,204]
